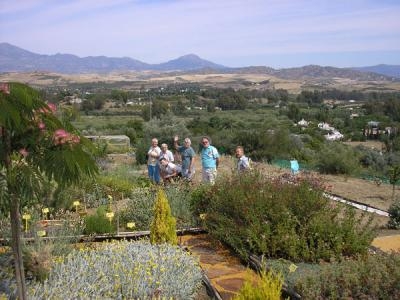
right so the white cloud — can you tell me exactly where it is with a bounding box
[0,0,399,66]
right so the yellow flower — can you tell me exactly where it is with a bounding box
[199,213,207,220]
[22,214,31,220]
[37,230,46,237]
[288,263,298,273]
[126,222,135,229]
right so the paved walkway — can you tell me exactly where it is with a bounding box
[181,234,257,299]
[372,235,400,252]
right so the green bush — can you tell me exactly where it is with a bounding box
[118,188,155,230]
[150,188,178,245]
[97,175,134,197]
[119,185,197,231]
[84,206,116,234]
[388,200,400,229]
[192,171,377,262]
[293,253,400,299]
[315,142,360,175]
[233,269,283,300]
[27,241,202,299]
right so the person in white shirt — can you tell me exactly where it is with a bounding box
[159,157,182,182]
[147,138,161,183]
[159,143,175,179]
[159,143,174,162]
[235,146,251,172]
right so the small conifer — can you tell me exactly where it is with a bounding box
[150,188,178,245]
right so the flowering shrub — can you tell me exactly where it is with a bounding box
[192,171,377,262]
[27,241,203,299]
[53,129,80,146]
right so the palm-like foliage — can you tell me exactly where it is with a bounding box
[0,82,98,299]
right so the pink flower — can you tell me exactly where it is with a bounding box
[53,129,80,146]
[71,135,80,144]
[53,129,69,145]
[38,122,46,130]
[54,129,68,138]
[47,103,56,113]
[19,148,29,157]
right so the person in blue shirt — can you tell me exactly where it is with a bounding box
[200,136,220,185]
[174,135,196,180]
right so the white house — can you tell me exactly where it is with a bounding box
[324,130,344,141]
[297,119,309,127]
[318,122,335,131]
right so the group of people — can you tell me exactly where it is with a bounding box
[147,136,250,185]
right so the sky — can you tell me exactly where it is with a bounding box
[1,0,400,68]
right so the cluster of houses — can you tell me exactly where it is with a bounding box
[296,119,344,141]
[297,118,398,141]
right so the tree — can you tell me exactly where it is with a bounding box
[388,166,400,200]
[150,188,177,245]
[287,104,300,121]
[141,100,169,121]
[0,83,98,299]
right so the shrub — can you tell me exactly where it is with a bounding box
[233,269,283,300]
[150,188,178,245]
[293,253,400,299]
[1,215,83,295]
[118,188,155,230]
[23,242,53,282]
[314,142,360,175]
[97,175,134,198]
[27,241,202,299]
[84,206,116,234]
[192,171,377,262]
[119,185,197,231]
[388,200,400,229]
[164,184,197,229]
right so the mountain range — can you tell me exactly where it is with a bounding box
[0,42,399,80]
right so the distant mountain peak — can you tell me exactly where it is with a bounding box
[0,43,226,73]
[0,43,398,80]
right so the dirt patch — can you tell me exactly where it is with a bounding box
[344,140,385,151]
[372,235,400,252]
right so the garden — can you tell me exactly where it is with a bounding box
[1,83,400,299]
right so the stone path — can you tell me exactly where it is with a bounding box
[180,234,258,300]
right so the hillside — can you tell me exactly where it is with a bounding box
[354,64,400,78]
[0,43,224,73]
[1,43,398,82]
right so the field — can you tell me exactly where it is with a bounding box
[2,70,400,93]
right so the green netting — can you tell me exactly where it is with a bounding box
[359,174,390,184]
[272,159,291,169]
[271,160,397,185]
